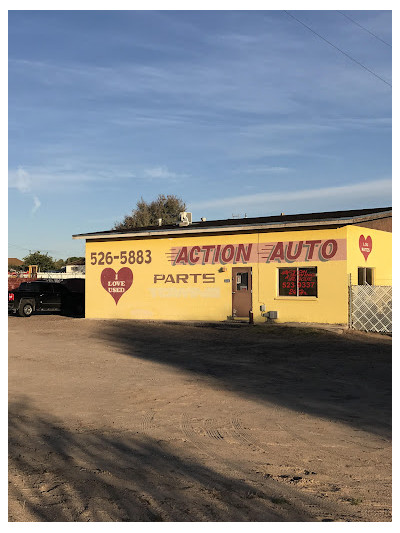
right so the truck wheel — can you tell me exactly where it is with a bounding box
[19,301,34,317]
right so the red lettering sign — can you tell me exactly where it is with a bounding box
[189,246,201,264]
[170,239,346,265]
[269,242,285,262]
[235,243,252,262]
[286,241,303,261]
[175,247,188,265]
[320,239,338,260]
[304,240,321,260]
[221,244,235,263]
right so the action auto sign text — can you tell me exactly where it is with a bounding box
[168,239,346,265]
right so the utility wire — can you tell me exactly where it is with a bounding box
[284,10,392,88]
[337,11,392,48]
[8,243,56,254]
[8,242,83,257]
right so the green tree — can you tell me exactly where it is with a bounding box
[53,259,66,271]
[114,194,186,230]
[22,251,56,272]
[66,257,85,265]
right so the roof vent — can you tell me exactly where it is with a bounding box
[280,212,285,216]
[201,217,207,222]
[178,212,192,226]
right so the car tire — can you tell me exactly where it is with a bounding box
[18,301,34,317]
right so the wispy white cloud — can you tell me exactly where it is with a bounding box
[235,117,391,142]
[239,166,292,175]
[8,161,189,195]
[15,166,32,193]
[32,195,41,214]
[331,117,391,129]
[8,26,391,175]
[8,16,391,119]
[9,165,99,193]
[143,166,188,180]
[9,167,41,214]
[190,179,392,215]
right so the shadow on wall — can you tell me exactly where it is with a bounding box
[8,398,346,522]
[99,322,392,439]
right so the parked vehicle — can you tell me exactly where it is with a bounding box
[8,280,84,317]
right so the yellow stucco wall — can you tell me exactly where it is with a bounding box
[346,226,392,286]
[84,226,361,324]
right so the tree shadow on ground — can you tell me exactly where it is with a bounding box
[9,398,350,522]
[100,322,391,438]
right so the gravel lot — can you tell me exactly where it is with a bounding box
[8,314,391,522]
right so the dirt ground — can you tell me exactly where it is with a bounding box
[8,314,391,522]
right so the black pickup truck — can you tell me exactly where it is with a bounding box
[8,280,85,317]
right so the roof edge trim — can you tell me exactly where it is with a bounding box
[73,210,392,241]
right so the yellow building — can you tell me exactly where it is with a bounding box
[73,207,392,325]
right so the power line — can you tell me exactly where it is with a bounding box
[337,11,392,48]
[284,10,392,88]
[8,242,84,257]
[8,243,57,254]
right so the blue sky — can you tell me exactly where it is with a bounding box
[8,8,392,260]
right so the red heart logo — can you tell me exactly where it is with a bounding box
[359,235,372,261]
[100,267,133,305]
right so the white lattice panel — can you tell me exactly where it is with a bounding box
[350,285,392,334]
